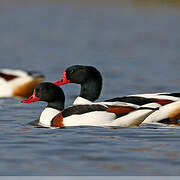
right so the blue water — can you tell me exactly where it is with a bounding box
[0,1,180,175]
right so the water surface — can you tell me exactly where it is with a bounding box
[0,1,180,175]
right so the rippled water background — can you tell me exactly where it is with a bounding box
[1,0,180,176]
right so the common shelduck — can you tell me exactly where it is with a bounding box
[53,65,180,124]
[22,82,161,128]
[0,69,44,98]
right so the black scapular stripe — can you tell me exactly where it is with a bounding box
[161,93,180,98]
[0,72,17,81]
[105,96,156,106]
[62,104,107,118]
[138,107,159,111]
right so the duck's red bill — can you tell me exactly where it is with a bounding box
[21,90,40,103]
[53,71,70,86]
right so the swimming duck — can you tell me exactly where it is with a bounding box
[0,69,44,98]
[22,82,160,128]
[53,65,180,124]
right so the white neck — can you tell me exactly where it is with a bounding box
[73,96,93,105]
[39,107,60,127]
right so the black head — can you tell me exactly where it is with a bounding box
[65,65,102,101]
[65,65,102,85]
[53,65,103,102]
[22,82,65,110]
[35,82,65,103]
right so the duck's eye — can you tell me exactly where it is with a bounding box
[69,69,74,74]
